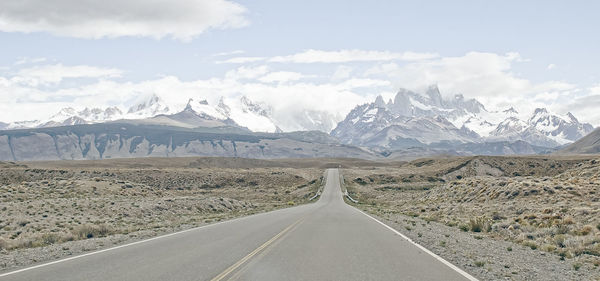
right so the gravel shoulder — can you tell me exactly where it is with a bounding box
[360,208,599,281]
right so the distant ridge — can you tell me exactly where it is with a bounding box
[558,128,600,154]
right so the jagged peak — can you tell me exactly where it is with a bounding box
[374,95,386,108]
[184,98,194,111]
[566,112,578,123]
[503,107,519,114]
[426,84,440,94]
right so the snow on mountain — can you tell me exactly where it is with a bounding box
[331,98,479,149]
[525,108,594,145]
[1,85,594,146]
[332,85,595,149]
[126,94,171,118]
[186,98,228,120]
[220,96,281,133]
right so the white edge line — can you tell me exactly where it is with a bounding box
[0,206,298,278]
[354,208,479,281]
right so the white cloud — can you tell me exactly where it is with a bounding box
[331,65,353,80]
[1,52,598,129]
[364,52,575,114]
[547,63,557,70]
[217,57,266,64]
[0,65,375,130]
[14,57,47,65]
[0,0,248,41]
[552,85,600,126]
[269,49,439,63]
[212,50,245,57]
[224,65,269,80]
[258,71,306,83]
[15,64,123,86]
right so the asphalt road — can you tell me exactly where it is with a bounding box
[1,169,476,281]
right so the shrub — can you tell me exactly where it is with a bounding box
[576,225,594,236]
[41,233,59,245]
[72,224,113,239]
[0,237,9,250]
[469,216,491,232]
[474,261,486,267]
[522,241,537,250]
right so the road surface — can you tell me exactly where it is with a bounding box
[1,169,476,281]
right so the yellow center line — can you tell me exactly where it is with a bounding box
[209,217,305,281]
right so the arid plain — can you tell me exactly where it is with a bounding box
[1,156,600,280]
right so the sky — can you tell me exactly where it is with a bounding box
[1,0,600,126]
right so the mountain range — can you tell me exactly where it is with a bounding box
[0,94,336,133]
[0,85,596,161]
[331,85,594,149]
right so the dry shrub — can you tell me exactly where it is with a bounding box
[575,225,594,236]
[469,216,492,233]
[72,224,113,239]
[0,237,9,250]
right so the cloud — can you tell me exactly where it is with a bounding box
[364,52,576,113]
[219,49,439,64]
[547,63,557,70]
[212,50,245,57]
[14,57,47,65]
[552,85,600,126]
[258,71,306,83]
[1,52,598,129]
[269,49,439,63]
[0,0,248,40]
[331,65,353,80]
[15,64,123,86]
[224,65,269,80]
[217,57,266,64]
[0,64,376,131]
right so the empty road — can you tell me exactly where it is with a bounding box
[1,169,476,281]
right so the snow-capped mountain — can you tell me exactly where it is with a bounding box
[2,85,594,150]
[1,94,286,133]
[331,85,595,149]
[126,94,170,118]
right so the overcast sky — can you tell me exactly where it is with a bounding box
[1,0,599,125]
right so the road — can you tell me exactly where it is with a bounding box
[1,169,476,281]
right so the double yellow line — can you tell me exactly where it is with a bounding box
[210,217,305,281]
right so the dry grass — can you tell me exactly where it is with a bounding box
[0,160,323,251]
[344,155,600,267]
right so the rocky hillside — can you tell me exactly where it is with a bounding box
[0,123,374,161]
[558,128,600,154]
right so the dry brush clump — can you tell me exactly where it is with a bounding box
[344,156,600,266]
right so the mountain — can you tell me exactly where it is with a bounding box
[0,123,374,161]
[558,128,600,154]
[126,94,171,118]
[0,94,337,133]
[332,85,595,149]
